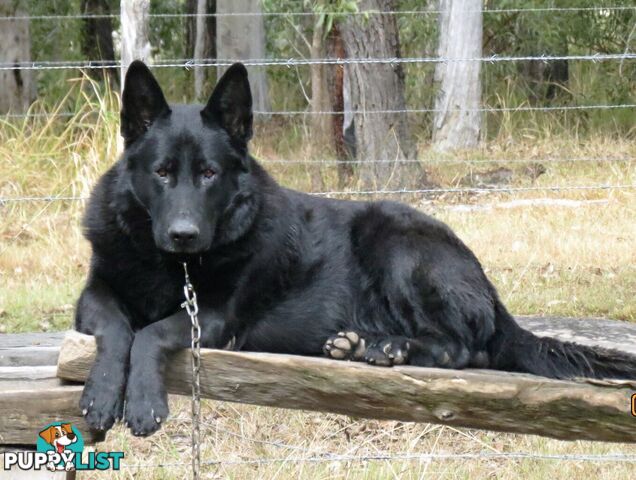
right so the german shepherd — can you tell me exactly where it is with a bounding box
[76,60,636,436]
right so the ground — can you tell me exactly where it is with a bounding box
[1,107,635,478]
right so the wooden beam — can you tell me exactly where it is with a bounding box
[0,332,65,366]
[57,330,636,443]
[0,376,105,446]
[0,333,104,446]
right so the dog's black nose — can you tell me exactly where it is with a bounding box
[168,221,200,246]
[67,433,76,440]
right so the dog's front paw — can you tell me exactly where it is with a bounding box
[365,337,410,366]
[124,381,169,437]
[80,365,125,432]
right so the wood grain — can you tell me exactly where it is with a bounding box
[57,330,636,443]
[0,377,105,446]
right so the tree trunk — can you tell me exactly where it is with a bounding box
[341,0,422,189]
[81,0,118,86]
[193,0,207,99]
[216,0,270,113]
[186,0,216,97]
[515,19,569,103]
[326,24,355,186]
[120,0,151,91]
[0,0,35,114]
[185,0,196,57]
[206,1,217,69]
[310,17,332,147]
[545,37,569,101]
[432,0,483,151]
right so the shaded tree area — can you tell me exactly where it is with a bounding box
[81,0,118,86]
[482,0,635,106]
[11,0,635,146]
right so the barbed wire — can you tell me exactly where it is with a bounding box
[259,156,634,166]
[120,451,636,470]
[257,104,636,115]
[3,103,635,120]
[312,184,636,196]
[2,153,628,167]
[1,5,635,21]
[2,184,635,205]
[1,53,634,71]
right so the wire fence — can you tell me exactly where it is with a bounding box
[2,184,635,206]
[2,4,636,477]
[0,6,633,203]
[2,53,635,71]
[103,415,636,471]
[4,103,636,119]
[119,452,636,471]
[2,5,635,21]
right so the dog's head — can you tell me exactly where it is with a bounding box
[119,61,258,255]
[39,424,77,453]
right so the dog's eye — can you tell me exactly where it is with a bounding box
[156,167,168,178]
[202,168,216,179]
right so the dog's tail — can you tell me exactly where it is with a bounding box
[488,301,636,380]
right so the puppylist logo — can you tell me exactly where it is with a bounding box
[3,422,124,472]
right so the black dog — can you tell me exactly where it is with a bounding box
[76,60,636,437]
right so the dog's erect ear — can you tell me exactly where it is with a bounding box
[121,60,171,147]
[39,426,55,444]
[202,63,253,147]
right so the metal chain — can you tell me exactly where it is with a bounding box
[181,262,201,480]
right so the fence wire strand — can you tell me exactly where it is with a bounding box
[3,103,635,119]
[120,452,636,470]
[1,5,635,21]
[2,184,635,205]
[2,53,635,71]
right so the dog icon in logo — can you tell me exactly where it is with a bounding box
[39,423,77,471]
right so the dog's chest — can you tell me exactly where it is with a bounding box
[109,257,184,325]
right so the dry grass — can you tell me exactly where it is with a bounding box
[97,397,636,479]
[1,87,636,478]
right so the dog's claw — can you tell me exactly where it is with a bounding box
[82,408,88,416]
[155,417,162,423]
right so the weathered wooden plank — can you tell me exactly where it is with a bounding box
[0,332,66,349]
[0,377,105,446]
[517,316,636,355]
[0,365,57,381]
[57,330,636,443]
[0,332,65,367]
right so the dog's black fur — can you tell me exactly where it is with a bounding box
[76,61,636,437]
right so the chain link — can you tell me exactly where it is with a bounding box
[181,262,201,480]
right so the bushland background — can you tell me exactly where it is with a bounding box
[0,1,635,478]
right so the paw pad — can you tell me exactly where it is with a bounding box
[365,338,410,367]
[323,331,366,360]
